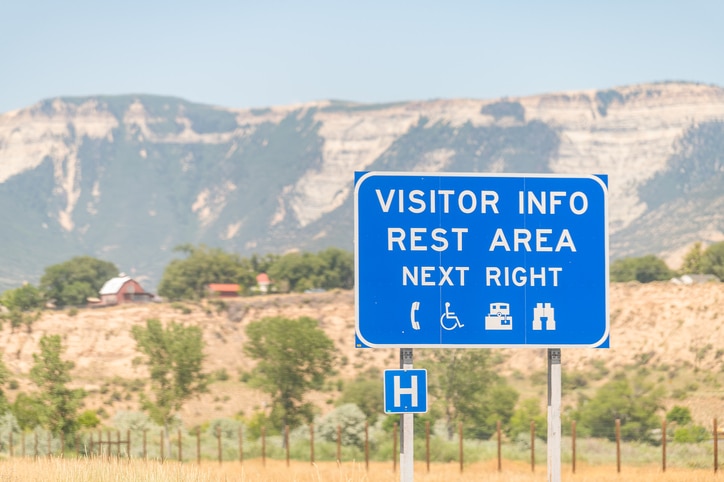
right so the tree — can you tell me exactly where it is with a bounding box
[29,335,85,435]
[0,283,44,333]
[0,353,10,414]
[422,349,518,439]
[317,248,354,289]
[610,255,672,283]
[267,252,325,292]
[702,241,724,280]
[576,371,663,442]
[509,398,547,437]
[1,283,44,311]
[158,245,255,300]
[337,375,384,424]
[244,316,335,430]
[40,256,118,307]
[131,319,207,435]
[681,242,705,274]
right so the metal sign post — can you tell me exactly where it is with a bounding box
[547,348,562,482]
[400,348,414,482]
[355,172,608,482]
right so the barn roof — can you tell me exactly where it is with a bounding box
[99,275,132,295]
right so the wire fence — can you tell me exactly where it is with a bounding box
[1,418,723,474]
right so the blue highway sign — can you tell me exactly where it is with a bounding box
[384,369,428,413]
[354,172,609,348]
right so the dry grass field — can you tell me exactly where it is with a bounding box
[0,458,720,482]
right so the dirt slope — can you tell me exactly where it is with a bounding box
[3,282,722,425]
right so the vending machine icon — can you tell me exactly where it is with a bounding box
[484,302,513,330]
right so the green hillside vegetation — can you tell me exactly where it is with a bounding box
[0,243,721,454]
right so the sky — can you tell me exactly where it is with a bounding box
[1,0,723,114]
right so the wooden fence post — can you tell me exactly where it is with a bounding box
[662,419,667,472]
[127,430,131,459]
[497,420,502,472]
[572,420,577,474]
[216,426,222,465]
[89,433,93,457]
[22,432,25,458]
[143,429,147,460]
[459,421,464,474]
[310,424,314,465]
[392,422,397,473]
[9,431,13,458]
[426,420,431,473]
[160,429,164,462]
[261,426,266,467]
[196,427,201,464]
[364,421,369,471]
[615,419,621,473]
[178,428,183,462]
[285,425,290,467]
[530,420,535,472]
[336,425,341,463]
[239,426,243,464]
[714,418,719,473]
[60,431,64,457]
[47,430,51,458]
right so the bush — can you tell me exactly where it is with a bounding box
[610,255,672,282]
[673,425,709,443]
[315,404,367,448]
[77,410,101,429]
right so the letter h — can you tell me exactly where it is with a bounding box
[394,375,418,407]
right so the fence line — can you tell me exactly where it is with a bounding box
[0,418,723,474]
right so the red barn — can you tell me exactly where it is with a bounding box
[99,274,153,305]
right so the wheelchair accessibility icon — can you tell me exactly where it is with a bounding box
[440,302,464,330]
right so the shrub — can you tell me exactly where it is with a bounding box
[315,403,367,448]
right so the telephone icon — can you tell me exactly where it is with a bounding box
[410,301,421,330]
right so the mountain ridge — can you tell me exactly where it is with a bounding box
[1,82,723,291]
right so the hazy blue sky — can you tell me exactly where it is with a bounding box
[2,1,722,114]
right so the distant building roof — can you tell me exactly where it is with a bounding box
[99,275,132,295]
[256,273,270,284]
[207,283,240,293]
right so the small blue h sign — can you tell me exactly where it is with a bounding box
[384,369,428,413]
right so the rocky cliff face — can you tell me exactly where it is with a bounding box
[0,83,723,289]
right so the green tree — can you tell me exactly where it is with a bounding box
[11,393,43,430]
[131,319,208,435]
[666,405,692,425]
[29,335,85,435]
[576,371,663,442]
[610,255,672,283]
[1,283,44,311]
[40,256,118,307]
[702,241,724,280]
[317,248,354,289]
[158,245,255,300]
[267,252,325,292]
[337,375,384,424]
[509,398,547,438]
[681,242,705,274]
[423,350,518,440]
[0,353,11,414]
[244,316,335,430]
[0,283,44,333]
